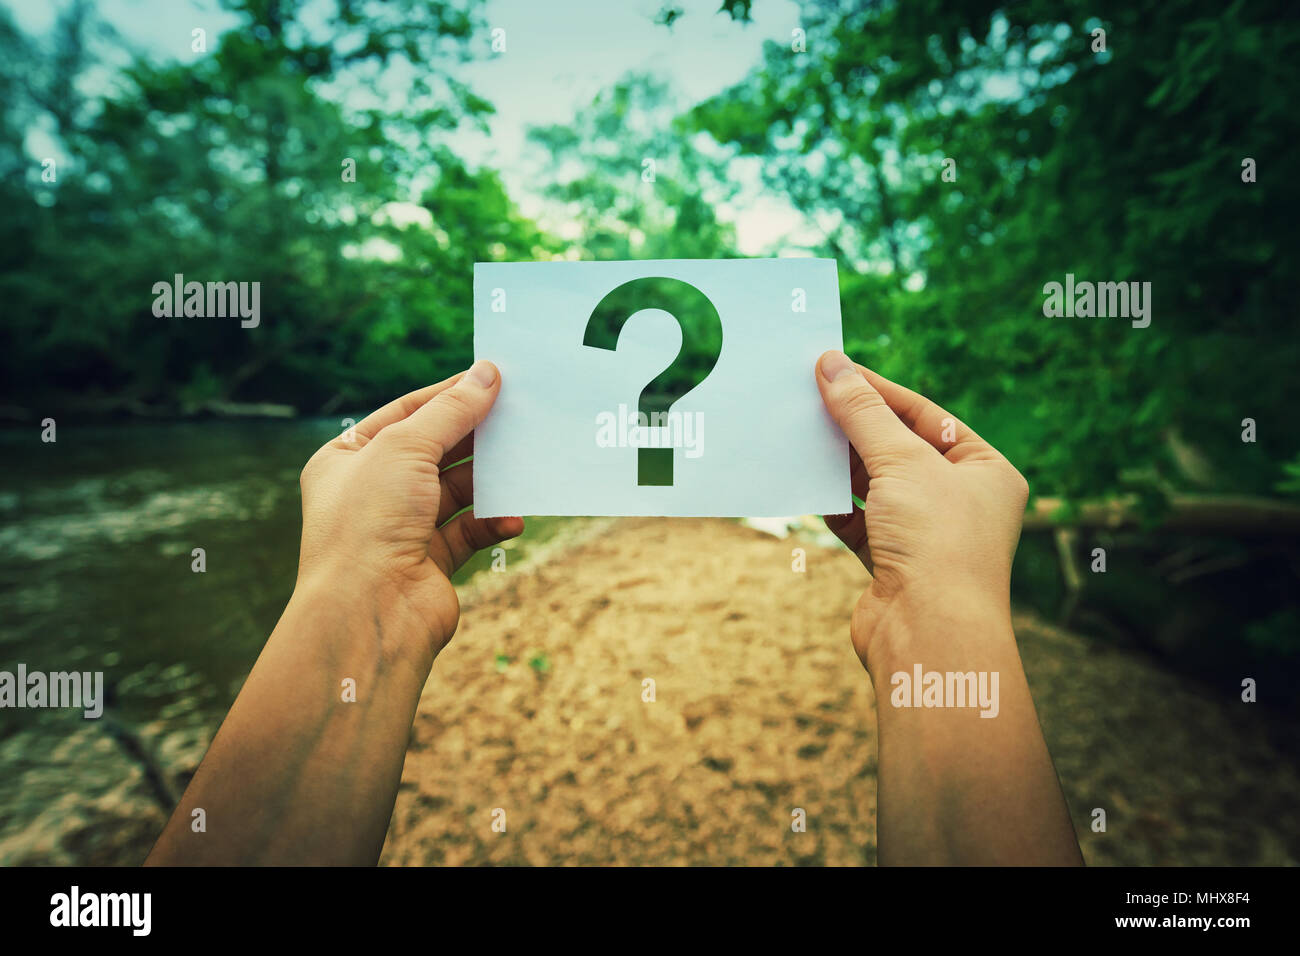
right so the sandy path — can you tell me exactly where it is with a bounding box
[381,517,1300,866]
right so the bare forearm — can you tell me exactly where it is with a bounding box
[146,581,433,865]
[869,602,1083,866]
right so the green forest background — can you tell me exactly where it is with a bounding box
[3,0,1299,691]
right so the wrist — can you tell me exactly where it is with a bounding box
[857,584,1015,679]
[288,566,444,679]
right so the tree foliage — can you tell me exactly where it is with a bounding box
[2,0,1296,511]
[0,0,548,415]
[694,0,1300,502]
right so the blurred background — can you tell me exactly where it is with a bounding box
[1,0,1299,865]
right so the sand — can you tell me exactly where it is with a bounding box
[380,517,1300,866]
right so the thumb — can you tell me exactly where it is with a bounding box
[816,350,931,474]
[398,359,501,463]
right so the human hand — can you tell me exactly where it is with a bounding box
[815,350,1030,673]
[295,361,523,664]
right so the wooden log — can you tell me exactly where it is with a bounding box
[1024,495,1300,537]
[197,399,297,419]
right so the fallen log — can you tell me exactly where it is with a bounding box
[49,395,298,420]
[1024,494,1300,537]
[195,399,297,419]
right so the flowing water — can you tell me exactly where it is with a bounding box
[0,420,573,864]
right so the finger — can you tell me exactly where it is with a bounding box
[827,512,871,572]
[353,372,466,440]
[436,459,475,525]
[826,445,869,519]
[439,432,473,469]
[825,505,867,553]
[848,444,869,501]
[816,350,935,475]
[824,448,871,563]
[437,510,524,576]
[855,364,999,463]
[387,360,501,465]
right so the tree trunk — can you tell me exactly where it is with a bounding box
[1025,495,1300,537]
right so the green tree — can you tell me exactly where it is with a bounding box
[693,0,1300,502]
[528,74,739,263]
[0,0,548,416]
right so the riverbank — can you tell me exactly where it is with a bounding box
[381,517,1300,866]
[3,512,1298,864]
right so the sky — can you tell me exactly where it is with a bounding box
[6,0,817,255]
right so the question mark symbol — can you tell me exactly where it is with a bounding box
[582,276,724,486]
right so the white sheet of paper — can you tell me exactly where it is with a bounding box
[472,258,850,517]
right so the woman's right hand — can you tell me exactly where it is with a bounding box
[814,350,1031,674]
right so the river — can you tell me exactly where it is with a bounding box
[0,419,572,864]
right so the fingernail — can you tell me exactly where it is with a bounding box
[466,360,497,388]
[820,350,858,382]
